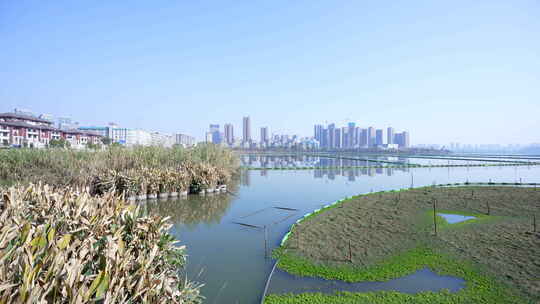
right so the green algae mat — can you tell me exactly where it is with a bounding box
[267,186,540,304]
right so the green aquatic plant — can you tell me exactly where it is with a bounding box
[270,185,538,303]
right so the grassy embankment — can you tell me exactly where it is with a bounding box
[268,186,539,304]
[0,144,239,195]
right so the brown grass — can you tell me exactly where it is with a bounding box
[285,186,540,300]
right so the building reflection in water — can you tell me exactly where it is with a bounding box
[240,154,410,180]
[240,154,411,169]
[143,157,412,229]
[240,169,251,186]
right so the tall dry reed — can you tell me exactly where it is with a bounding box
[0,184,202,303]
[0,144,239,195]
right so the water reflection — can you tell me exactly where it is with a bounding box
[313,166,409,180]
[267,267,465,295]
[240,154,407,168]
[145,181,239,230]
[241,169,251,186]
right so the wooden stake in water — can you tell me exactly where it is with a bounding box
[348,240,353,263]
[486,201,491,215]
[433,199,438,236]
[534,214,537,233]
[264,226,268,258]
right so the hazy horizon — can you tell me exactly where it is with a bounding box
[1,1,539,144]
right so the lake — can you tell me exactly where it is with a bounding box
[147,155,540,303]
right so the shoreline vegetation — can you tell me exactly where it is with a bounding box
[0,184,202,303]
[268,186,539,304]
[0,145,239,195]
[0,145,239,303]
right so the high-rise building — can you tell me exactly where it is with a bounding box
[354,127,360,148]
[394,131,410,148]
[335,128,342,149]
[328,123,335,149]
[360,129,368,147]
[402,131,410,148]
[314,124,323,143]
[209,124,221,144]
[367,127,376,147]
[321,128,328,148]
[224,123,234,145]
[260,127,269,144]
[347,123,355,148]
[387,127,395,145]
[242,116,251,143]
[341,126,348,148]
[375,129,383,146]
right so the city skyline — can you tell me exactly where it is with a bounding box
[206,114,409,150]
[2,106,538,151]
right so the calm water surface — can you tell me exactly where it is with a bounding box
[146,159,540,304]
[438,213,477,224]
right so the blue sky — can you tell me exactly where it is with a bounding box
[1,1,539,144]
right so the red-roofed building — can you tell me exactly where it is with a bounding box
[0,113,101,148]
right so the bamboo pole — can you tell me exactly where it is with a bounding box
[433,199,438,236]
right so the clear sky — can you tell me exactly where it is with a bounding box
[1,1,539,144]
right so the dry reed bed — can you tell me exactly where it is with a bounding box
[0,183,201,303]
[0,145,239,196]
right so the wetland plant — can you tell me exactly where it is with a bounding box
[0,184,202,303]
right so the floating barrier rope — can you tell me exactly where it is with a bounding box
[242,162,540,170]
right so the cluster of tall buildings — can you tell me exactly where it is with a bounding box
[314,123,409,149]
[207,116,318,149]
[207,117,410,150]
[207,116,272,148]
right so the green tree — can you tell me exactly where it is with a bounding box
[49,138,70,149]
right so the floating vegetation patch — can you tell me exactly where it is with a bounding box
[266,185,540,303]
